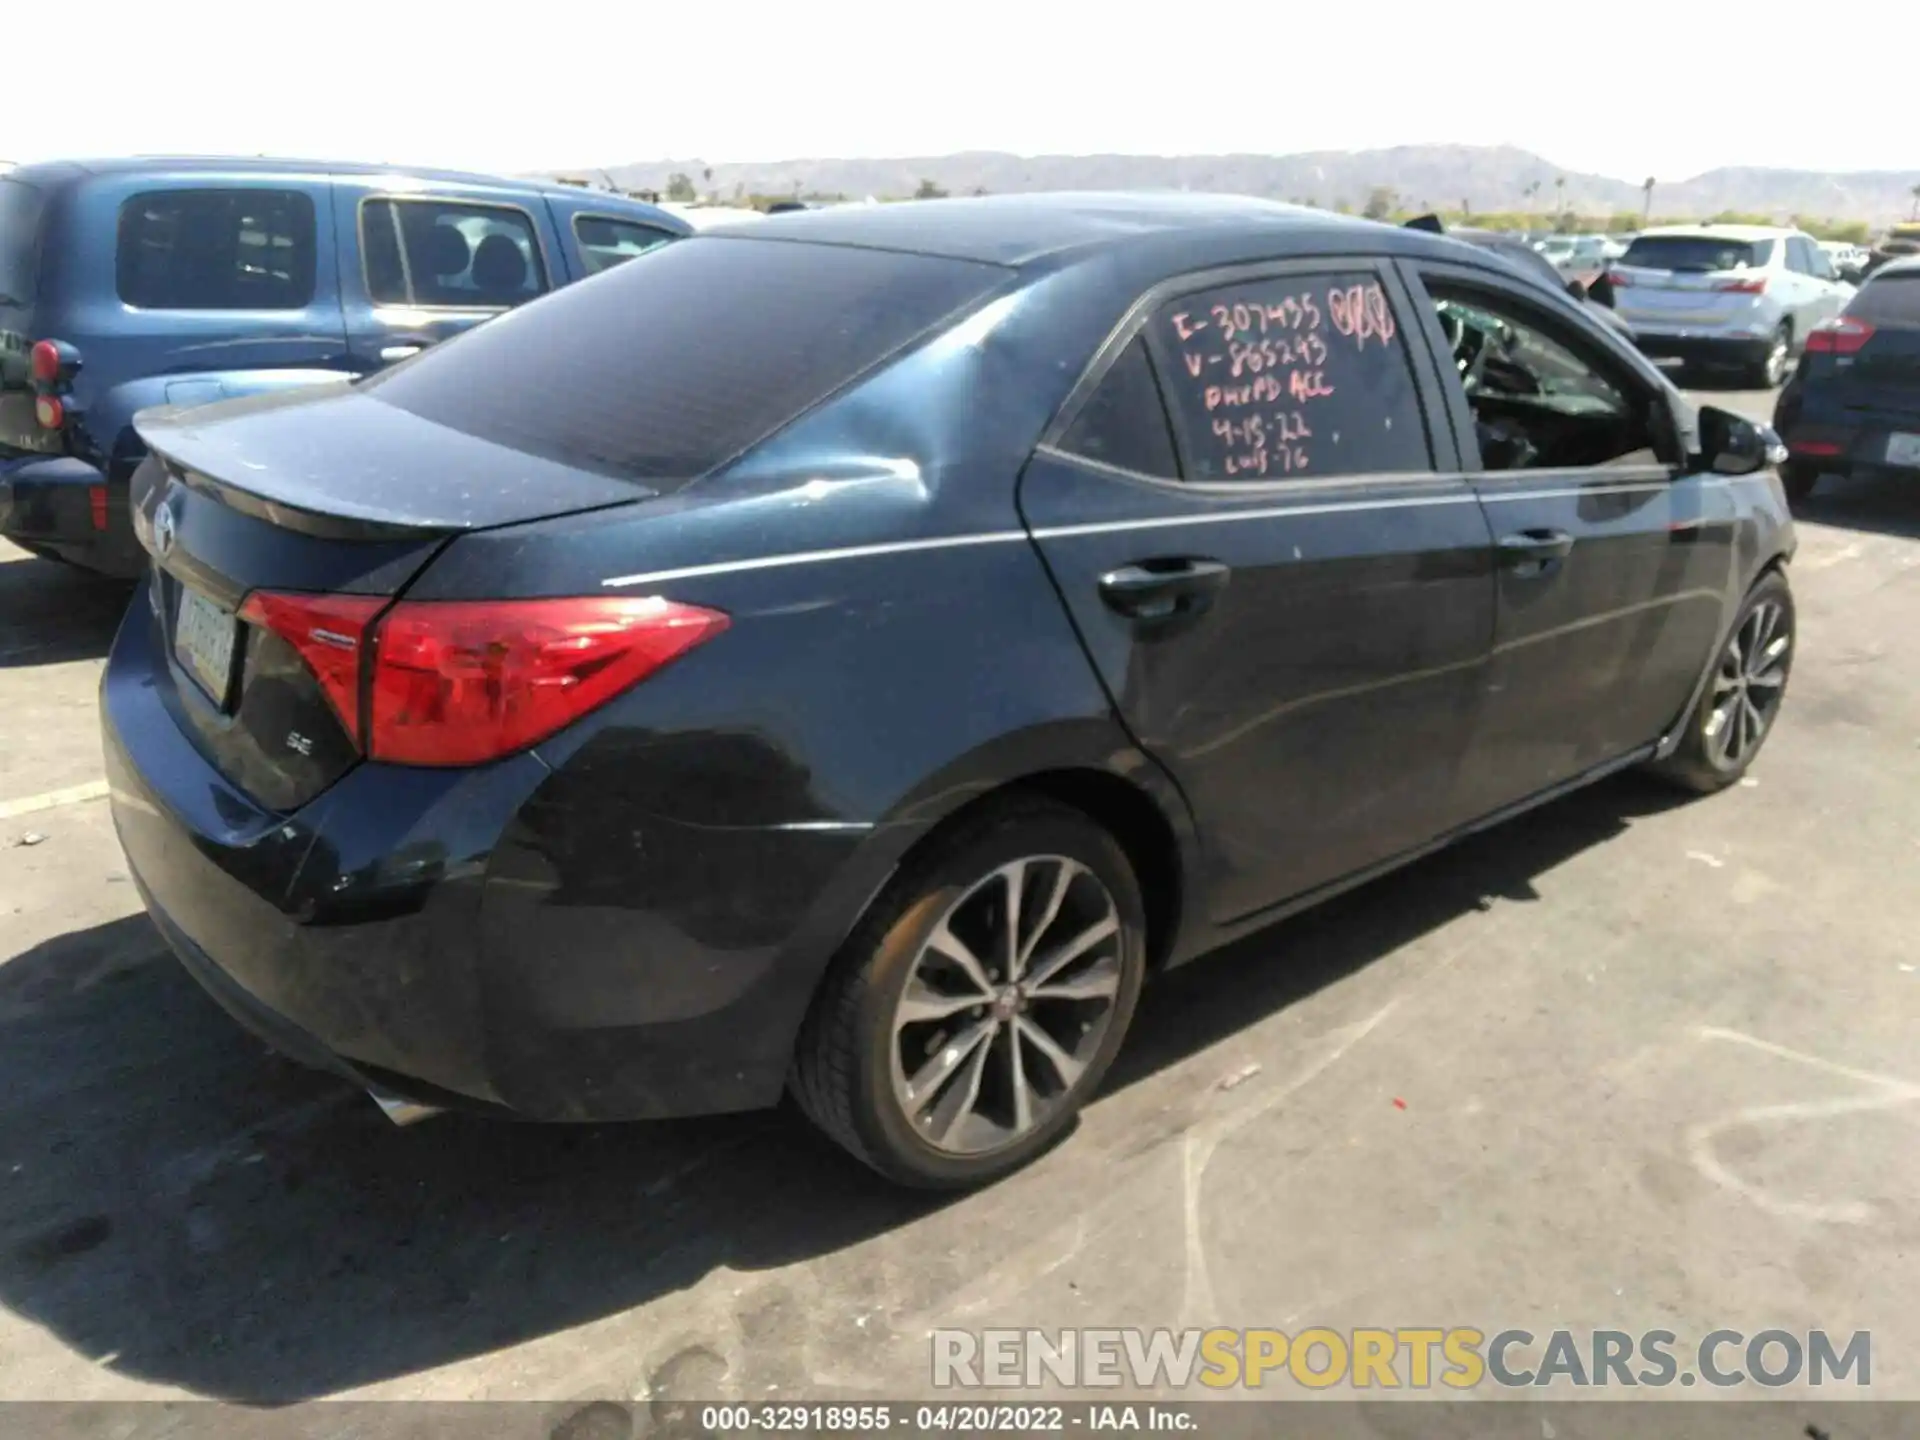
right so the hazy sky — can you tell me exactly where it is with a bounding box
[13,1,1916,183]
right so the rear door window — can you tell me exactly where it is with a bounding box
[360,235,1008,486]
[1620,235,1773,273]
[0,179,46,307]
[1055,337,1179,478]
[361,198,548,308]
[1145,271,1433,481]
[573,215,677,274]
[116,189,317,310]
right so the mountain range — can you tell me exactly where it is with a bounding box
[557,145,1920,224]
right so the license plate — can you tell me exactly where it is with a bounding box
[174,586,238,704]
[1885,432,1920,467]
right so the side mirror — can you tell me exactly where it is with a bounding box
[1696,405,1786,476]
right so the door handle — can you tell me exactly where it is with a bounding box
[1497,528,1575,569]
[379,344,425,362]
[1098,557,1231,623]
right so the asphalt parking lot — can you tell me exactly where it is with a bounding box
[1,383,1916,1408]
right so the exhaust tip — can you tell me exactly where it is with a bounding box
[368,1088,442,1128]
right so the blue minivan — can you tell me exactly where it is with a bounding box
[0,157,689,575]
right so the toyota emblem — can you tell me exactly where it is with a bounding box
[152,499,177,557]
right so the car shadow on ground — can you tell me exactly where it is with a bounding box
[0,554,134,668]
[0,772,1688,1402]
[1794,471,1920,542]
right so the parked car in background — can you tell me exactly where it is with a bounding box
[1820,240,1869,284]
[1535,234,1611,285]
[1445,225,1636,339]
[103,194,1794,1189]
[1772,255,1920,503]
[0,157,689,576]
[1608,225,1853,387]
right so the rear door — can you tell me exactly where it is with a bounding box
[0,174,51,456]
[334,180,560,371]
[1397,258,1735,815]
[1020,259,1497,926]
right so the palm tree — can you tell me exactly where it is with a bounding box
[1910,181,1920,219]
[1642,176,1656,225]
[1555,175,1567,215]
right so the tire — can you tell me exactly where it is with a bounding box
[790,797,1147,1189]
[1780,462,1818,505]
[1752,324,1792,389]
[1646,569,1795,795]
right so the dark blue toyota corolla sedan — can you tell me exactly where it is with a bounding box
[103,194,1797,1187]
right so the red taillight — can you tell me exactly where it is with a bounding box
[33,395,64,430]
[1715,276,1767,294]
[238,592,387,738]
[88,485,109,531]
[1605,270,1630,288]
[1789,438,1843,457]
[29,340,62,384]
[1805,317,1875,355]
[366,596,729,766]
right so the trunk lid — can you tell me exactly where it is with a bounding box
[1613,233,1775,328]
[130,383,657,812]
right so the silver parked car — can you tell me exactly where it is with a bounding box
[1609,225,1853,386]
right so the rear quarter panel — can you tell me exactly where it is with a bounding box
[422,267,1205,1100]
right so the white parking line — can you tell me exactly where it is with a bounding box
[0,780,110,822]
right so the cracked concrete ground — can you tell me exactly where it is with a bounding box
[0,385,1915,1410]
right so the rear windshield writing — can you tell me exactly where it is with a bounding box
[117,189,317,310]
[1847,272,1920,326]
[360,237,1007,486]
[0,180,45,307]
[1620,236,1774,273]
[1148,274,1430,480]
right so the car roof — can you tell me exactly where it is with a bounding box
[701,190,1456,269]
[1,154,630,205]
[1635,223,1795,240]
[1870,255,1920,279]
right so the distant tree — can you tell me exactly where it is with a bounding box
[1607,211,1642,234]
[732,181,745,201]
[1641,176,1656,224]
[1461,197,1472,221]
[665,172,697,202]
[971,186,988,197]
[913,178,949,200]
[1333,198,1353,215]
[1361,186,1397,221]
[1303,195,1318,209]
[1910,181,1920,219]
[1554,176,1567,214]
[702,167,713,185]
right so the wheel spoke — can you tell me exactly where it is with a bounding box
[1028,954,1122,1004]
[1712,667,1742,695]
[1016,1015,1086,1090]
[925,1025,995,1143]
[1008,1024,1034,1134]
[1729,692,1750,760]
[1749,635,1790,682]
[1012,860,1077,980]
[999,859,1026,982]
[897,978,986,1026]
[1024,913,1119,990]
[903,1019,995,1115]
[1741,693,1766,748]
[926,920,995,996]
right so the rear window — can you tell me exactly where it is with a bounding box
[360,236,1007,484]
[1846,271,1920,326]
[0,179,45,306]
[116,189,317,310]
[1619,235,1774,273]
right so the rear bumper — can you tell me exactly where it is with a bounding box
[1775,395,1920,479]
[0,453,144,576]
[102,597,881,1123]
